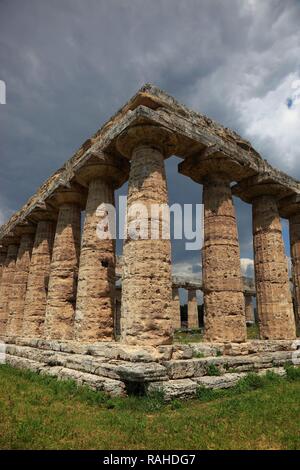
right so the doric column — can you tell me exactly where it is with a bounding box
[290,213,300,326]
[44,186,84,340]
[0,241,19,335]
[252,195,295,339]
[245,294,255,324]
[172,286,181,330]
[187,289,199,329]
[22,217,56,338]
[179,150,248,343]
[74,154,129,342]
[203,174,246,341]
[116,125,178,346]
[6,224,35,336]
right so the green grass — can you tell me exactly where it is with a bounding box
[174,324,260,343]
[0,364,300,450]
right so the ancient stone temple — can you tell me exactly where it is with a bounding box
[0,84,299,400]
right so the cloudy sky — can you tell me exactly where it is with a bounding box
[1,0,300,281]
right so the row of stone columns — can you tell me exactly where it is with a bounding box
[179,151,297,343]
[0,124,298,345]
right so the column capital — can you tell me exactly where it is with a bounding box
[116,125,178,159]
[75,152,129,187]
[277,193,300,219]
[28,202,58,223]
[232,175,291,204]
[47,183,87,209]
[1,233,20,247]
[14,220,36,237]
[179,145,254,184]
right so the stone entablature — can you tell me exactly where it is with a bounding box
[1,84,299,243]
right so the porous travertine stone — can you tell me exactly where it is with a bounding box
[187,289,199,329]
[253,195,296,339]
[245,294,255,324]
[44,201,81,340]
[116,125,177,346]
[194,373,246,389]
[22,221,55,338]
[171,287,181,330]
[6,232,35,336]
[203,173,246,342]
[289,213,300,326]
[75,154,129,342]
[147,379,197,401]
[75,179,116,341]
[0,244,18,334]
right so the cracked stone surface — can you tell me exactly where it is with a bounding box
[187,289,199,329]
[245,294,255,323]
[44,203,81,340]
[171,287,181,330]
[6,233,34,336]
[0,244,18,334]
[289,213,300,326]
[117,126,176,346]
[253,195,296,339]
[203,173,246,343]
[22,221,55,338]
[75,179,116,342]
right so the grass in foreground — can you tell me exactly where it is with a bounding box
[174,324,260,343]
[0,365,300,450]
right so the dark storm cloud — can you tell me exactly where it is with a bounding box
[0,0,299,269]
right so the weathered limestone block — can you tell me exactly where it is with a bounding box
[171,344,194,360]
[289,213,300,326]
[6,355,45,373]
[41,366,126,396]
[22,221,55,338]
[245,294,255,324]
[147,379,197,401]
[75,155,129,342]
[187,289,199,329]
[44,189,83,340]
[171,287,181,330]
[190,342,225,357]
[116,125,177,346]
[6,231,35,336]
[253,195,296,339]
[0,243,19,334]
[194,373,246,389]
[202,173,246,342]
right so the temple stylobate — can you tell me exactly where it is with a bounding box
[0,83,299,351]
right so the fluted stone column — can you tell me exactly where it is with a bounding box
[203,174,246,342]
[22,220,55,338]
[245,294,255,324]
[6,228,35,336]
[172,287,181,330]
[253,195,296,339]
[187,289,199,329]
[74,154,129,342]
[44,188,83,340]
[0,243,19,335]
[289,213,300,326]
[116,125,177,345]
